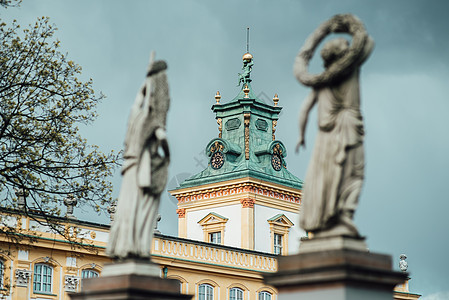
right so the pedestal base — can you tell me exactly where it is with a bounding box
[299,235,368,253]
[265,238,407,300]
[70,261,191,300]
[102,259,160,277]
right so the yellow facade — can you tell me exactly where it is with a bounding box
[0,209,420,300]
[0,211,110,300]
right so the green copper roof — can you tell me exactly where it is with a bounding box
[176,54,303,190]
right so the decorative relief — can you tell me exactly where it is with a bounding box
[255,119,268,131]
[272,120,277,141]
[244,113,251,160]
[273,143,283,156]
[225,118,241,131]
[15,269,32,287]
[64,275,80,292]
[272,143,287,169]
[240,198,255,208]
[210,141,224,153]
[176,208,186,218]
[217,118,222,138]
[174,183,301,204]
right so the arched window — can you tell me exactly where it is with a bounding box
[199,283,213,300]
[33,264,53,293]
[229,287,243,300]
[258,291,272,300]
[81,269,99,278]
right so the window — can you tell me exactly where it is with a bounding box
[0,260,4,288]
[198,212,228,245]
[199,284,213,300]
[209,232,221,244]
[229,287,243,300]
[33,264,53,293]
[258,291,272,300]
[82,269,99,278]
[274,233,282,255]
[267,214,294,255]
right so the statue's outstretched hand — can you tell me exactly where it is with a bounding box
[295,137,305,154]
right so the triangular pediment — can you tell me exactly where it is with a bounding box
[267,214,294,227]
[198,212,228,225]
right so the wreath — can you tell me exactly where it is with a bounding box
[294,14,368,87]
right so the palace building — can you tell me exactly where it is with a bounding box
[0,53,420,300]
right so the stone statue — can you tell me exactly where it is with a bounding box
[399,254,408,272]
[106,56,170,259]
[294,14,374,238]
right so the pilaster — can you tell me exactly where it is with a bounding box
[240,198,254,250]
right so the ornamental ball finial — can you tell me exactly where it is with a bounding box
[242,52,253,62]
[215,91,221,104]
[273,93,279,106]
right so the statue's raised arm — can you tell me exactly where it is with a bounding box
[294,14,373,238]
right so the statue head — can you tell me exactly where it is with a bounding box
[321,38,349,68]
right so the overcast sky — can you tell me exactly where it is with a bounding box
[3,1,449,298]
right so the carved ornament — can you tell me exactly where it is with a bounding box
[176,208,186,218]
[15,269,32,287]
[240,198,255,208]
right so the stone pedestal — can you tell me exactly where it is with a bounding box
[70,261,191,300]
[265,237,407,300]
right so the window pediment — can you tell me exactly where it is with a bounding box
[267,214,293,227]
[198,212,228,226]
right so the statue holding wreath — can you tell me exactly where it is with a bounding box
[294,14,374,238]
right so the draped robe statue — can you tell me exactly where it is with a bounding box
[106,59,170,259]
[294,15,374,238]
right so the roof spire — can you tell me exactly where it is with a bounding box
[247,27,250,53]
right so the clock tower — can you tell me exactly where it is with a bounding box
[169,53,304,254]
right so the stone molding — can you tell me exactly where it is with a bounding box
[174,182,301,204]
[15,269,32,287]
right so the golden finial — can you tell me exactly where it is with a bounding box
[243,84,250,98]
[215,91,221,104]
[242,52,253,62]
[273,93,279,106]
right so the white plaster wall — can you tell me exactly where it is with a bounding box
[186,204,242,248]
[254,205,305,254]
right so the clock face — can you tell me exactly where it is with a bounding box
[211,151,224,169]
[271,154,282,171]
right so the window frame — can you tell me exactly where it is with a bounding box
[273,233,283,255]
[33,263,53,294]
[229,287,243,300]
[198,212,228,245]
[267,214,294,255]
[0,260,4,289]
[258,291,272,300]
[81,269,99,279]
[199,283,214,300]
[209,231,222,244]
